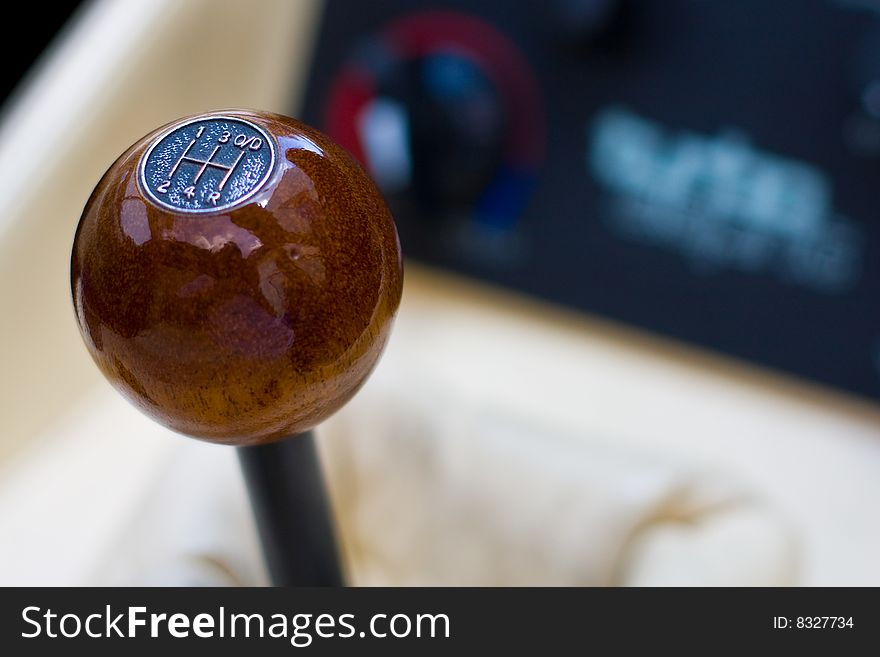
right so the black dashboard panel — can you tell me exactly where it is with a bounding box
[300,0,880,401]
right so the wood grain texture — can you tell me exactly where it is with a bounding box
[71,110,402,444]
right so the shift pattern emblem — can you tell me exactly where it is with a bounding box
[139,116,276,214]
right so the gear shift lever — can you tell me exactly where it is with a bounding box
[70,110,403,585]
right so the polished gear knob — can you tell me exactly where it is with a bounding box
[70,110,403,585]
[71,110,403,445]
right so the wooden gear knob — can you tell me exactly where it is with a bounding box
[71,110,403,445]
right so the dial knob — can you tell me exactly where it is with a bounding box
[71,110,403,445]
[326,11,545,229]
[357,46,507,216]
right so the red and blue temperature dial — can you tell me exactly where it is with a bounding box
[324,11,545,233]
